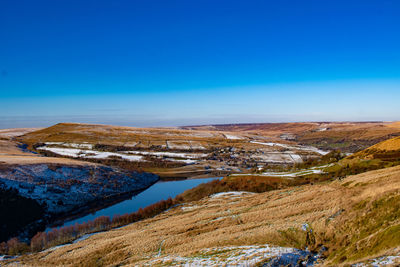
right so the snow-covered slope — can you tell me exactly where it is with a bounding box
[0,164,159,214]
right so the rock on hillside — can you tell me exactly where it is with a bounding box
[0,163,159,214]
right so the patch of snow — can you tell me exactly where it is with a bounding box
[165,131,215,138]
[251,141,292,149]
[261,168,324,178]
[72,233,95,243]
[232,164,332,178]
[252,152,299,164]
[260,169,323,178]
[37,147,83,157]
[37,147,144,162]
[124,151,207,159]
[210,191,255,199]
[250,141,330,155]
[224,134,244,140]
[149,244,317,266]
[86,151,143,161]
[167,158,197,164]
[45,142,93,149]
[0,255,17,261]
[316,127,328,132]
[353,255,400,267]
[42,244,69,252]
[39,234,95,253]
[67,143,93,149]
[371,256,400,266]
[210,216,226,222]
[302,145,330,156]
[181,205,200,211]
[44,142,64,145]
[289,153,303,163]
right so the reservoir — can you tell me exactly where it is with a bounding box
[53,177,221,229]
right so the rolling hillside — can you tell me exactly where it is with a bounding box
[16,123,332,179]
[6,165,400,266]
[0,128,159,242]
[346,136,400,162]
[188,121,400,153]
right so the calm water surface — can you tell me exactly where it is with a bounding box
[58,177,220,228]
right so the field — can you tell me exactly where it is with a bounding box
[0,128,96,166]
[15,121,400,179]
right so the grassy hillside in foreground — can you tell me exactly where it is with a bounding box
[6,165,400,266]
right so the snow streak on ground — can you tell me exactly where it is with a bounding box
[224,134,244,140]
[148,244,317,266]
[353,255,400,266]
[252,152,302,164]
[0,255,17,261]
[210,191,255,199]
[124,150,207,159]
[37,146,144,161]
[232,165,332,178]
[250,141,329,155]
[40,233,97,253]
[181,205,200,211]
[316,127,328,132]
[164,132,215,138]
[167,158,197,164]
[44,142,93,149]
[260,165,328,178]
[38,143,208,165]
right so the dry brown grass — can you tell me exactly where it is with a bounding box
[16,122,316,177]
[190,121,400,138]
[0,135,95,166]
[0,128,42,139]
[8,165,400,266]
[187,121,400,153]
[18,123,229,149]
[369,136,400,151]
[298,122,400,145]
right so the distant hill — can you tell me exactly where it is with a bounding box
[185,121,400,153]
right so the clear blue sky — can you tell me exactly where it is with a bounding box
[1,0,399,128]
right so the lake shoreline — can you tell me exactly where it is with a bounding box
[54,176,221,229]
